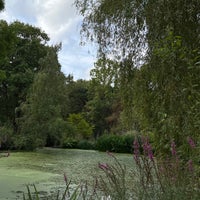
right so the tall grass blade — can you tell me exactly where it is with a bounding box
[69,185,80,200]
[33,184,39,200]
[26,185,33,200]
[23,193,26,200]
[61,180,71,200]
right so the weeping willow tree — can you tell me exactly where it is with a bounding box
[75,0,200,155]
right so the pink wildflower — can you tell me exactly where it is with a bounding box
[133,138,140,162]
[142,137,154,161]
[171,141,177,156]
[64,172,67,184]
[98,163,109,170]
[187,137,195,148]
[187,159,193,172]
[147,144,154,161]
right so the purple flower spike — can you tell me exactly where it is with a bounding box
[187,159,193,172]
[64,172,67,184]
[99,163,109,170]
[133,138,140,162]
[147,144,154,161]
[171,141,177,156]
[187,137,196,148]
[142,137,154,161]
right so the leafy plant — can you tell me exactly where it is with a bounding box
[96,134,134,153]
[67,113,93,139]
[77,140,95,150]
[98,153,128,200]
[97,136,200,200]
[62,138,78,149]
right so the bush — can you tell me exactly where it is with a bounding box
[13,135,44,150]
[0,124,14,149]
[62,138,78,149]
[96,134,134,153]
[77,140,96,150]
[62,139,95,150]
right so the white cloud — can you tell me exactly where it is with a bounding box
[0,0,38,23]
[59,44,96,80]
[0,0,96,80]
[35,0,79,43]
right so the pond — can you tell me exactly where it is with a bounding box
[0,148,134,199]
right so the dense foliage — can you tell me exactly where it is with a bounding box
[0,1,200,158]
[96,133,134,153]
[0,20,95,149]
[1,2,200,198]
[0,21,52,149]
[0,0,4,11]
[75,0,200,157]
[0,20,116,150]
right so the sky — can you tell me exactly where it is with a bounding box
[0,0,97,80]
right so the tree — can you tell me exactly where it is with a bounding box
[75,0,148,64]
[118,58,140,131]
[90,58,120,87]
[138,32,200,154]
[85,77,116,138]
[75,0,200,155]
[67,113,93,139]
[0,20,49,128]
[65,79,89,116]
[16,48,68,149]
[90,58,124,133]
[75,0,199,59]
[0,0,4,11]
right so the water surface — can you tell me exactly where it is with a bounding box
[0,148,133,199]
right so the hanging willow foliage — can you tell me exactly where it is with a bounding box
[75,0,200,155]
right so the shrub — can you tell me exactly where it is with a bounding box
[77,140,95,150]
[62,138,96,150]
[62,138,78,149]
[96,134,134,153]
[0,124,14,149]
[96,134,118,152]
[13,135,45,151]
[121,134,135,153]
